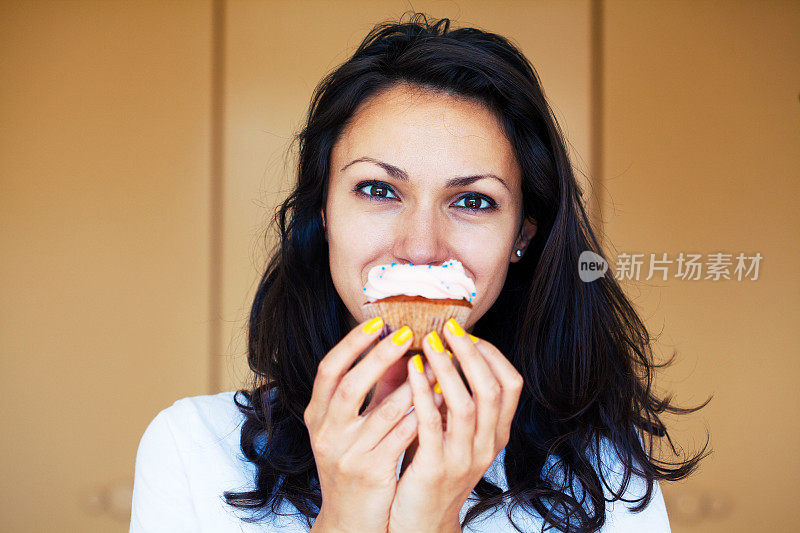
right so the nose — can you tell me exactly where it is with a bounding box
[391,203,450,266]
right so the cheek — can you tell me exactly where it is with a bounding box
[461,237,509,288]
[449,223,516,318]
[326,204,392,311]
[451,220,514,264]
[328,210,390,261]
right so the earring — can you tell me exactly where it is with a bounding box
[515,249,523,257]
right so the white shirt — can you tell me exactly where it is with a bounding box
[130,391,670,532]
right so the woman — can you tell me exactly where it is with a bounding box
[131,14,706,533]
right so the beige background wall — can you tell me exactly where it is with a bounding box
[601,2,800,531]
[1,1,797,532]
[1,1,213,531]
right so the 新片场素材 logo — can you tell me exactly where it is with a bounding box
[577,250,762,282]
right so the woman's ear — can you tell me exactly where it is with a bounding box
[511,217,537,262]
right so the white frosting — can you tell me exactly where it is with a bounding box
[362,259,477,303]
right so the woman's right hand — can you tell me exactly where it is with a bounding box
[304,317,426,533]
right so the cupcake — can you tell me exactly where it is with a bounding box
[360,259,477,352]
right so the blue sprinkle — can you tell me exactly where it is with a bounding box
[443,264,448,267]
[409,262,413,266]
[391,262,397,267]
[428,265,431,268]
[472,292,476,296]
[362,288,366,291]
[446,286,450,289]
[379,275,382,278]
[381,266,385,270]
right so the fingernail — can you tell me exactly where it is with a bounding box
[445,349,453,359]
[446,318,465,336]
[427,331,444,352]
[411,354,425,373]
[391,326,413,345]
[362,316,384,334]
[433,382,441,394]
[468,334,479,343]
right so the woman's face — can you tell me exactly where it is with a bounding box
[325,83,536,331]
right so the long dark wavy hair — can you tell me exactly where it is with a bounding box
[224,13,709,532]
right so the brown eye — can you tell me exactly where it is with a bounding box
[356,181,399,200]
[454,194,496,211]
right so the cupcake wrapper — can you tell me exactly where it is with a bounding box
[361,300,472,352]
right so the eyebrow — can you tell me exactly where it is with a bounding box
[340,156,510,192]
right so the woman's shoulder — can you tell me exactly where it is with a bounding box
[593,436,671,530]
[163,390,247,422]
[538,436,670,531]
[137,390,252,459]
[131,391,259,531]
[467,437,670,532]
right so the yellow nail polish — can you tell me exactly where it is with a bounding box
[433,382,441,394]
[411,354,425,373]
[391,326,413,345]
[468,334,479,343]
[362,316,384,334]
[446,349,453,359]
[446,318,465,336]
[427,331,444,352]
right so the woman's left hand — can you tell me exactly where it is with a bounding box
[387,319,524,533]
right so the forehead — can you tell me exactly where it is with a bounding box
[331,84,520,186]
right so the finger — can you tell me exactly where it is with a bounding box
[445,349,471,394]
[307,316,387,426]
[422,331,473,463]
[356,380,414,452]
[431,379,446,430]
[362,354,436,417]
[362,351,436,419]
[408,353,444,462]
[329,325,414,424]
[433,383,444,409]
[443,319,502,460]
[370,407,419,473]
[473,339,524,449]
